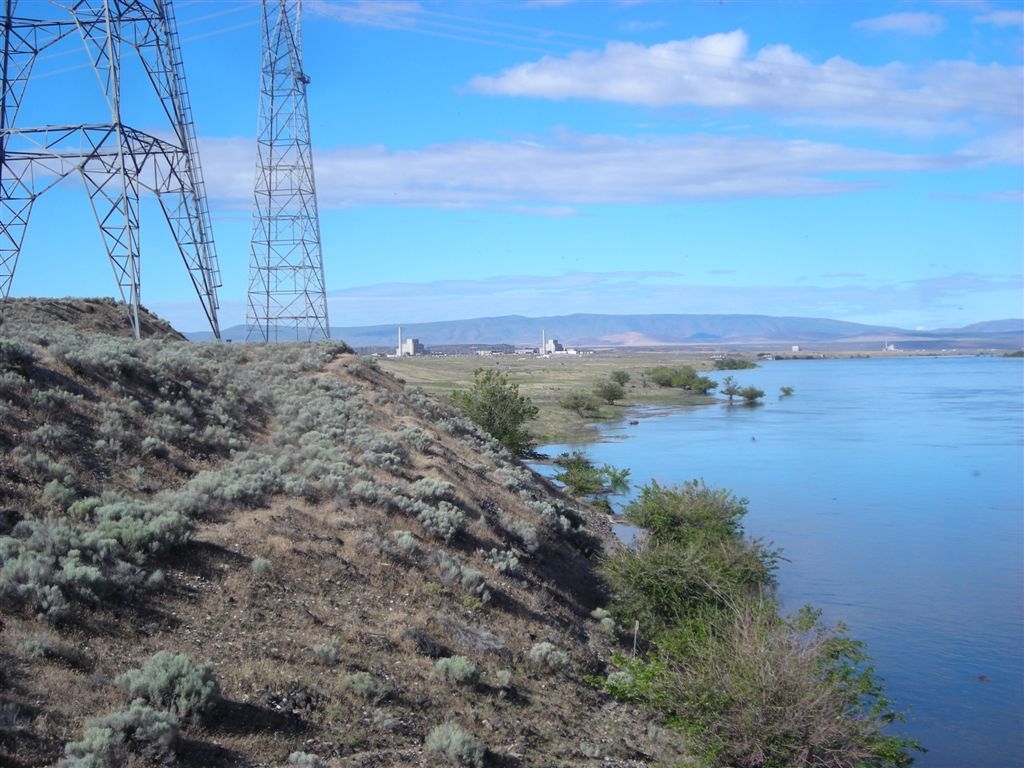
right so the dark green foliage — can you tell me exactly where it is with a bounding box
[451,368,538,456]
[598,480,919,767]
[552,451,630,498]
[116,651,220,723]
[647,365,718,394]
[780,385,795,397]
[738,385,765,403]
[609,370,631,386]
[593,379,626,405]
[557,390,601,417]
[720,375,740,402]
[713,357,757,370]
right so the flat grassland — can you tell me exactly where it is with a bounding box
[379,350,724,444]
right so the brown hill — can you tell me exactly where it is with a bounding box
[1,296,185,340]
[0,299,681,767]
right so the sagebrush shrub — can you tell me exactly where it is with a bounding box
[287,751,326,768]
[417,501,466,542]
[58,700,179,768]
[425,721,485,768]
[344,671,385,702]
[495,509,539,554]
[392,530,417,552]
[484,548,521,576]
[434,656,480,687]
[116,651,220,723]
[590,608,617,636]
[411,477,456,502]
[528,641,569,671]
[311,637,341,667]
[250,556,273,577]
[0,337,38,371]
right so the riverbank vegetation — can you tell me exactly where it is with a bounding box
[381,353,724,443]
[596,480,921,767]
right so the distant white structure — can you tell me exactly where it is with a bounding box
[791,345,801,352]
[542,336,564,354]
[396,327,425,356]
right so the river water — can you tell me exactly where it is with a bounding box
[541,355,1023,767]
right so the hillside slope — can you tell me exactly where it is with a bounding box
[0,301,679,767]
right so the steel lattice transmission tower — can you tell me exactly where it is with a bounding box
[0,0,222,339]
[246,0,329,342]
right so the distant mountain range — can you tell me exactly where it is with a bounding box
[190,313,1024,351]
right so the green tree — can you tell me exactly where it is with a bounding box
[553,451,630,498]
[713,357,756,371]
[557,391,600,417]
[647,366,717,394]
[610,370,631,386]
[593,379,626,405]
[738,385,765,404]
[720,375,740,403]
[451,368,538,456]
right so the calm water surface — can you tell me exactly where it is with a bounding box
[543,356,1024,768]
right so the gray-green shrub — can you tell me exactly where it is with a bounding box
[287,751,327,768]
[311,637,341,667]
[344,671,385,702]
[425,721,485,768]
[392,530,417,552]
[58,701,178,768]
[528,641,568,671]
[417,501,466,542]
[434,655,480,687]
[116,651,220,723]
[484,547,521,576]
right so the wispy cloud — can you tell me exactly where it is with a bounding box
[467,30,1021,135]
[854,12,947,36]
[306,0,423,29]
[199,130,977,211]
[621,20,665,33]
[312,271,1024,329]
[974,10,1024,29]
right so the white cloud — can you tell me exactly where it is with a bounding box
[854,12,947,36]
[305,0,423,29]
[974,10,1024,28]
[621,20,665,33]
[466,30,1022,135]
[199,130,976,211]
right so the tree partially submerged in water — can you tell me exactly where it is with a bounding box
[553,451,630,498]
[598,479,921,768]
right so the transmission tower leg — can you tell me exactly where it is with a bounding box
[82,166,143,339]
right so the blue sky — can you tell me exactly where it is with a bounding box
[6,0,1023,333]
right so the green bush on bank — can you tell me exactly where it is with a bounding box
[599,479,920,768]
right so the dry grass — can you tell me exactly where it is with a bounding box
[0,299,685,767]
[379,352,722,444]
